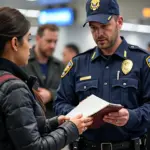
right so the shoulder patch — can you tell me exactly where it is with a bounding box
[61,60,73,78]
[146,56,150,68]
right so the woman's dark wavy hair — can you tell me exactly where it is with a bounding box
[0,7,31,56]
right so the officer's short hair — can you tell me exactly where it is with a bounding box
[113,15,119,21]
[37,24,59,37]
[65,44,80,55]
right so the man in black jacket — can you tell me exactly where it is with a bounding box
[23,24,64,118]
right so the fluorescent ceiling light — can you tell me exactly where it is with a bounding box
[18,9,39,18]
[121,23,150,34]
[26,10,39,18]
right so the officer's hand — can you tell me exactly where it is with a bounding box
[38,88,52,104]
[58,115,70,125]
[70,114,93,135]
[103,108,129,126]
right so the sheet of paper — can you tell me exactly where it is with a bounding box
[66,94,109,117]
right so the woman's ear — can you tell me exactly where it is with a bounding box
[11,37,19,52]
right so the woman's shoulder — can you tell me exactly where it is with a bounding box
[0,71,35,112]
[0,71,31,101]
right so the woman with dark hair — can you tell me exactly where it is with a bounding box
[0,7,93,150]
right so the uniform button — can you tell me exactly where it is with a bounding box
[123,83,127,86]
[106,66,109,69]
[104,82,108,85]
[84,86,87,89]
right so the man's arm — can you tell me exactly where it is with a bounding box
[124,54,150,130]
[39,63,65,103]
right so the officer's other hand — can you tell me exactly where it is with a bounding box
[38,87,52,104]
[70,114,93,135]
[58,115,70,125]
[103,108,129,126]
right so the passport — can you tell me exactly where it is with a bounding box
[66,94,123,128]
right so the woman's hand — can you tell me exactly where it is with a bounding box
[70,114,93,134]
[58,115,70,125]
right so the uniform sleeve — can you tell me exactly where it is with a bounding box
[54,59,79,116]
[4,87,79,150]
[124,54,150,131]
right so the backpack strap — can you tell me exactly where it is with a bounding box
[0,74,18,86]
[0,73,46,113]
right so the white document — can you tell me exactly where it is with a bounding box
[66,94,122,118]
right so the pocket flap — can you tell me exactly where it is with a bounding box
[112,78,138,89]
[76,80,98,92]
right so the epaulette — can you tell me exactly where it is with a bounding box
[128,44,149,54]
[73,47,96,59]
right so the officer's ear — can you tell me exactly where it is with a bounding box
[117,16,123,30]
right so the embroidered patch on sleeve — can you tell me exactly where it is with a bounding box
[61,60,73,78]
[146,56,150,68]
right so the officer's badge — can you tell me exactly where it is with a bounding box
[90,0,100,11]
[61,60,73,78]
[122,59,133,75]
[146,56,150,68]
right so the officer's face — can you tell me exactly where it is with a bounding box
[36,29,58,58]
[89,16,123,50]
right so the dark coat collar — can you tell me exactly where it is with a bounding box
[0,58,37,89]
[0,58,29,81]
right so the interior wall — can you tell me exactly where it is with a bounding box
[30,25,150,60]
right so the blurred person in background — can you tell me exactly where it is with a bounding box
[0,7,93,150]
[62,43,80,65]
[147,42,150,52]
[23,24,64,118]
[54,0,150,149]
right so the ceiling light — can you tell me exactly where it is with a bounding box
[18,9,40,18]
[122,23,150,34]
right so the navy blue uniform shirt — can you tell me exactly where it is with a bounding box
[54,37,150,142]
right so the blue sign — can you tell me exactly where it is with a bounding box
[38,0,72,5]
[38,8,74,26]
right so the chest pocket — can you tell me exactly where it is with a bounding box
[75,80,98,101]
[111,78,139,108]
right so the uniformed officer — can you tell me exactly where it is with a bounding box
[54,0,150,149]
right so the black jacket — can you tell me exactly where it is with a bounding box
[0,58,79,150]
[23,47,64,118]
